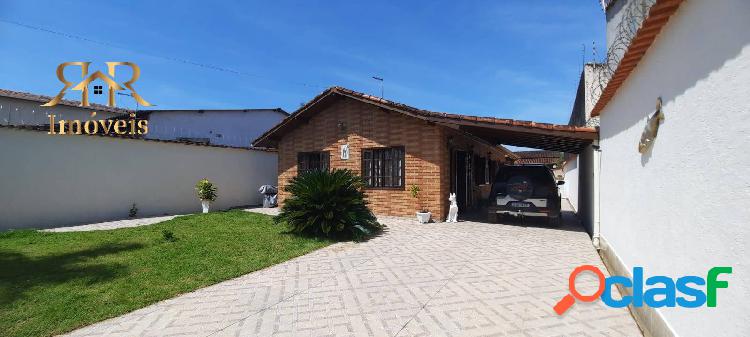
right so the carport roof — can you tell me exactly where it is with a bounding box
[253,86,598,154]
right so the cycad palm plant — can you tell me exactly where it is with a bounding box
[274,169,380,240]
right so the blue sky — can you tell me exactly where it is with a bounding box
[0,1,605,124]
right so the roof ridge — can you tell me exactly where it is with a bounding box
[0,87,133,114]
[253,85,598,152]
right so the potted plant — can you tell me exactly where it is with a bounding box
[195,178,217,213]
[410,185,431,223]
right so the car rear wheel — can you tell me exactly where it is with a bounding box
[548,216,561,227]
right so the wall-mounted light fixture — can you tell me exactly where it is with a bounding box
[638,97,664,153]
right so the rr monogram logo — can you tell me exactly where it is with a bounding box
[42,62,153,108]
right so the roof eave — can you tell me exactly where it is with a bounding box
[253,86,598,153]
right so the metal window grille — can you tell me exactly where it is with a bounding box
[297,151,330,175]
[362,147,405,188]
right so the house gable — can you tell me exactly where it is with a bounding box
[277,95,449,218]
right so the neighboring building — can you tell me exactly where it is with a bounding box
[585,0,749,336]
[514,150,564,166]
[514,150,565,182]
[569,63,604,128]
[254,86,597,220]
[564,63,605,227]
[0,88,129,125]
[143,108,288,147]
[0,88,287,148]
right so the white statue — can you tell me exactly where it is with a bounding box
[447,193,458,222]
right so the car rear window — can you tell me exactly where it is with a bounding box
[492,166,556,197]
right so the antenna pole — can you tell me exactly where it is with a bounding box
[372,76,384,98]
[117,92,139,111]
[582,43,586,71]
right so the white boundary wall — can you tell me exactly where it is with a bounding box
[598,0,750,335]
[0,127,277,230]
[562,155,579,212]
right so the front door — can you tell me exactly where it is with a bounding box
[454,150,472,210]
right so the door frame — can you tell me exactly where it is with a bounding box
[451,149,473,210]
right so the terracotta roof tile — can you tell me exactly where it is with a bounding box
[253,86,598,153]
[513,150,564,165]
[515,157,561,165]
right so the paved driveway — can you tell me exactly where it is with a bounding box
[66,208,641,337]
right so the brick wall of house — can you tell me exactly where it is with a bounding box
[277,96,449,219]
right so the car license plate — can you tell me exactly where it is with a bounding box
[510,202,531,208]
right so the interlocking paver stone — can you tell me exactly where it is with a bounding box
[64,204,642,337]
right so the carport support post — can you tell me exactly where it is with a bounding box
[592,141,602,249]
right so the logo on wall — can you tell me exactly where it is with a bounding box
[43,62,152,136]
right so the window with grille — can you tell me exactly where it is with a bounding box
[362,147,405,188]
[93,85,103,95]
[297,151,329,175]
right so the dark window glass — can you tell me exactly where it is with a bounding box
[362,147,405,188]
[489,160,497,184]
[474,155,487,185]
[93,85,103,95]
[297,151,329,175]
[485,158,491,184]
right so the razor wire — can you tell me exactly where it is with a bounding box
[590,0,657,106]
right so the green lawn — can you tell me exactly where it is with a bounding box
[0,210,332,337]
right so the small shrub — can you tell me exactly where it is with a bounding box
[128,203,138,218]
[195,178,217,201]
[409,184,420,199]
[274,169,381,240]
[409,184,428,212]
[161,229,177,242]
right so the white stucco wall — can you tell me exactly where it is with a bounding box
[562,156,579,212]
[145,109,286,147]
[598,0,750,336]
[0,96,121,125]
[0,127,278,230]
